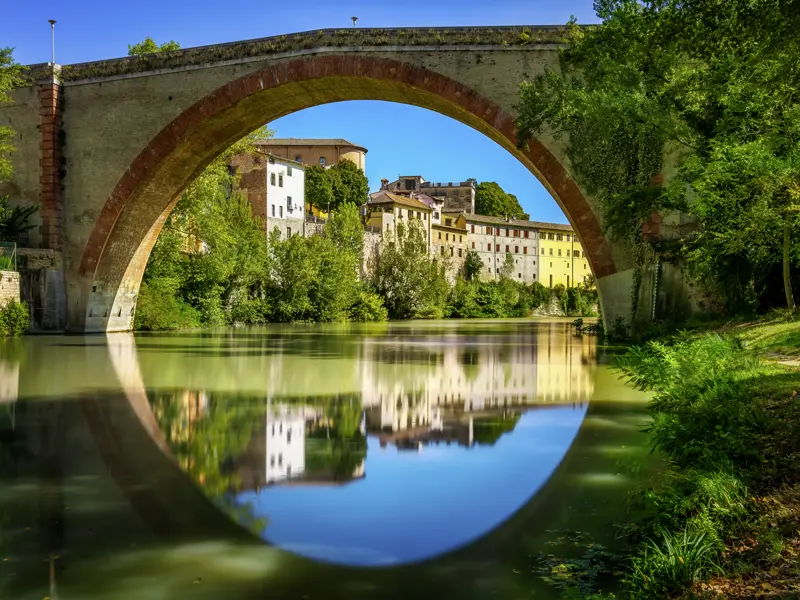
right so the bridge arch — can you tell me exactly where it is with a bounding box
[76,54,625,332]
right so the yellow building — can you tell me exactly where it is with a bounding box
[536,222,591,289]
[365,191,432,245]
[432,213,468,277]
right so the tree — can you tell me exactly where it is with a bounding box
[516,0,800,314]
[474,182,529,220]
[305,164,334,213]
[128,37,181,56]
[328,159,369,210]
[0,196,36,243]
[500,252,515,280]
[0,47,24,184]
[463,250,484,281]
[371,219,449,319]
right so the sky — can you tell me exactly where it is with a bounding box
[4,0,600,224]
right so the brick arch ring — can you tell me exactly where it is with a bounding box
[77,54,616,330]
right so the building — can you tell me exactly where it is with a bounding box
[462,213,540,284]
[256,138,367,171]
[366,191,432,246]
[431,212,468,278]
[263,155,305,239]
[379,176,476,214]
[537,223,591,288]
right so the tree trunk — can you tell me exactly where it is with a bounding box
[784,223,796,310]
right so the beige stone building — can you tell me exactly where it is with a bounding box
[463,213,540,284]
[379,176,476,214]
[365,191,432,246]
[257,138,367,171]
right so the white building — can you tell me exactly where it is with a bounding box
[265,155,305,240]
[462,213,540,284]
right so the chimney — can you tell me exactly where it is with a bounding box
[380,178,389,190]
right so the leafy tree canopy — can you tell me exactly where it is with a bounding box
[516,0,800,314]
[0,47,24,183]
[475,182,529,220]
[128,37,181,55]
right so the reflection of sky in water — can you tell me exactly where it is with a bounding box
[238,404,588,566]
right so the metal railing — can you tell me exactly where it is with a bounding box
[0,242,16,271]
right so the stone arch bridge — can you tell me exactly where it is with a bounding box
[1,26,640,332]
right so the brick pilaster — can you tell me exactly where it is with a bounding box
[38,68,64,251]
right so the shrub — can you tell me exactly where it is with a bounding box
[0,300,29,337]
[349,289,388,322]
[134,279,200,331]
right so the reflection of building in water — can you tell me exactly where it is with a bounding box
[154,390,208,444]
[360,327,594,448]
[234,401,366,492]
[265,404,306,483]
[0,359,19,404]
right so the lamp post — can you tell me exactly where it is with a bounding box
[48,20,56,65]
[351,16,359,28]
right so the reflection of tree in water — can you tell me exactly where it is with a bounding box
[459,350,480,384]
[472,412,522,446]
[306,395,367,482]
[149,391,268,533]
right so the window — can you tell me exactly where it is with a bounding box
[506,228,510,236]
[541,248,545,255]
[523,247,528,255]
[441,246,445,255]
[287,166,293,177]
[446,233,449,241]
[549,233,555,240]
[505,245,510,253]
[515,246,519,253]
[471,225,475,233]
[471,242,475,249]
[424,214,427,221]
[459,235,462,242]
[486,226,492,235]
[271,205,275,217]
[287,429,292,444]
[270,455,275,467]
[287,196,292,211]
[557,233,563,241]
[518,273,521,278]
[438,231,442,240]
[450,247,454,257]
[294,156,302,163]
[287,227,292,237]
[495,227,500,235]
[533,273,536,279]
[575,250,581,258]
[565,235,571,242]
[487,243,491,251]
[278,454,283,467]
[278,173,284,187]
[495,244,500,252]
[524,230,529,239]
[445,218,452,226]
[515,229,520,237]
[319,157,326,166]
[434,212,440,220]
[279,206,283,218]
[458,248,463,257]
[270,173,276,186]
[558,249,562,256]
[549,248,553,255]
[386,224,390,231]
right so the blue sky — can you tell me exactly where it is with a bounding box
[4,0,600,223]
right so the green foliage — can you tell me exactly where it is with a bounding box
[0,47,24,184]
[127,37,181,55]
[134,279,200,331]
[474,182,529,219]
[517,0,800,316]
[0,196,37,243]
[0,300,28,337]
[328,159,369,210]
[304,164,334,212]
[462,249,483,281]
[500,252,515,279]
[349,289,389,322]
[371,219,449,319]
[626,528,723,598]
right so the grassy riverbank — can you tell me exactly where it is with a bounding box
[603,314,800,599]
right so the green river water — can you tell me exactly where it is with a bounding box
[0,319,652,599]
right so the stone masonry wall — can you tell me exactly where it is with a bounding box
[0,271,21,304]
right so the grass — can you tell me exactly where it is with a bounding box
[609,322,800,599]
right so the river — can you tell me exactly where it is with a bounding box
[0,319,652,599]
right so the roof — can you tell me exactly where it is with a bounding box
[368,191,432,211]
[264,153,305,168]
[257,138,367,152]
[463,213,574,231]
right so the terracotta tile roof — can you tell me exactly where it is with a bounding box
[463,213,574,231]
[257,138,367,152]
[368,191,432,211]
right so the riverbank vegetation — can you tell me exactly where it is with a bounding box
[0,300,27,338]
